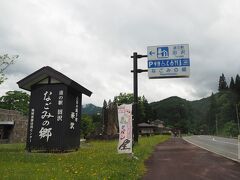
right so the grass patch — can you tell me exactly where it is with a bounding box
[0,135,169,179]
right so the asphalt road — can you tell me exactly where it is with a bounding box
[184,135,239,162]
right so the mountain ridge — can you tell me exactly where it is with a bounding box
[82,103,102,115]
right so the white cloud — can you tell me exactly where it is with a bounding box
[1,0,240,106]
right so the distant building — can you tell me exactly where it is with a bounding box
[151,119,164,127]
[138,123,155,136]
[151,119,165,134]
[138,120,171,136]
[0,108,27,143]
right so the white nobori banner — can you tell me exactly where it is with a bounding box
[117,104,132,154]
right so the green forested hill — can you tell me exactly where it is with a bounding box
[150,90,239,136]
[190,97,211,133]
[82,104,102,115]
[150,96,193,133]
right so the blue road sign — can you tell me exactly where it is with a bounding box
[147,44,190,78]
[148,59,190,68]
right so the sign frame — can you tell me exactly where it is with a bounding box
[147,44,190,79]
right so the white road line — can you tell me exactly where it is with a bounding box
[183,137,240,163]
[194,136,238,146]
[187,138,237,156]
[211,138,237,145]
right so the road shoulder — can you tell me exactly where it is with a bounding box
[183,136,240,163]
[142,137,240,180]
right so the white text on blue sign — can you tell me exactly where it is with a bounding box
[148,59,190,68]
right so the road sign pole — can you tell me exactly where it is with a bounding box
[131,52,148,144]
[130,44,190,145]
[133,52,139,144]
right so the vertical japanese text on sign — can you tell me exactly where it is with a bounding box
[39,91,54,142]
[117,104,132,154]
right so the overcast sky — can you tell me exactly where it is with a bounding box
[1,0,240,106]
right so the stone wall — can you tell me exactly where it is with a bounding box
[0,108,28,143]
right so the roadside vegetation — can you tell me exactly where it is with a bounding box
[0,135,169,179]
[0,54,18,85]
[151,73,240,137]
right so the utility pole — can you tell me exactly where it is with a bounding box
[131,52,147,144]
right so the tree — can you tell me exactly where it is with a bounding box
[113,93,134,105]
[142,96,154,122]
[0,54,19,84]
[206,93,217,134]
[218,73,228,91]
[235,74,240,94]
[102,100,108,135]
[229,77,235,90]
[113,93,153,123]
[91,113,102,135]
[80,114,95,139]
[223,121,238,137]
[102,99,118,136]
[138,99,146,123]
[0,91,30,115]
